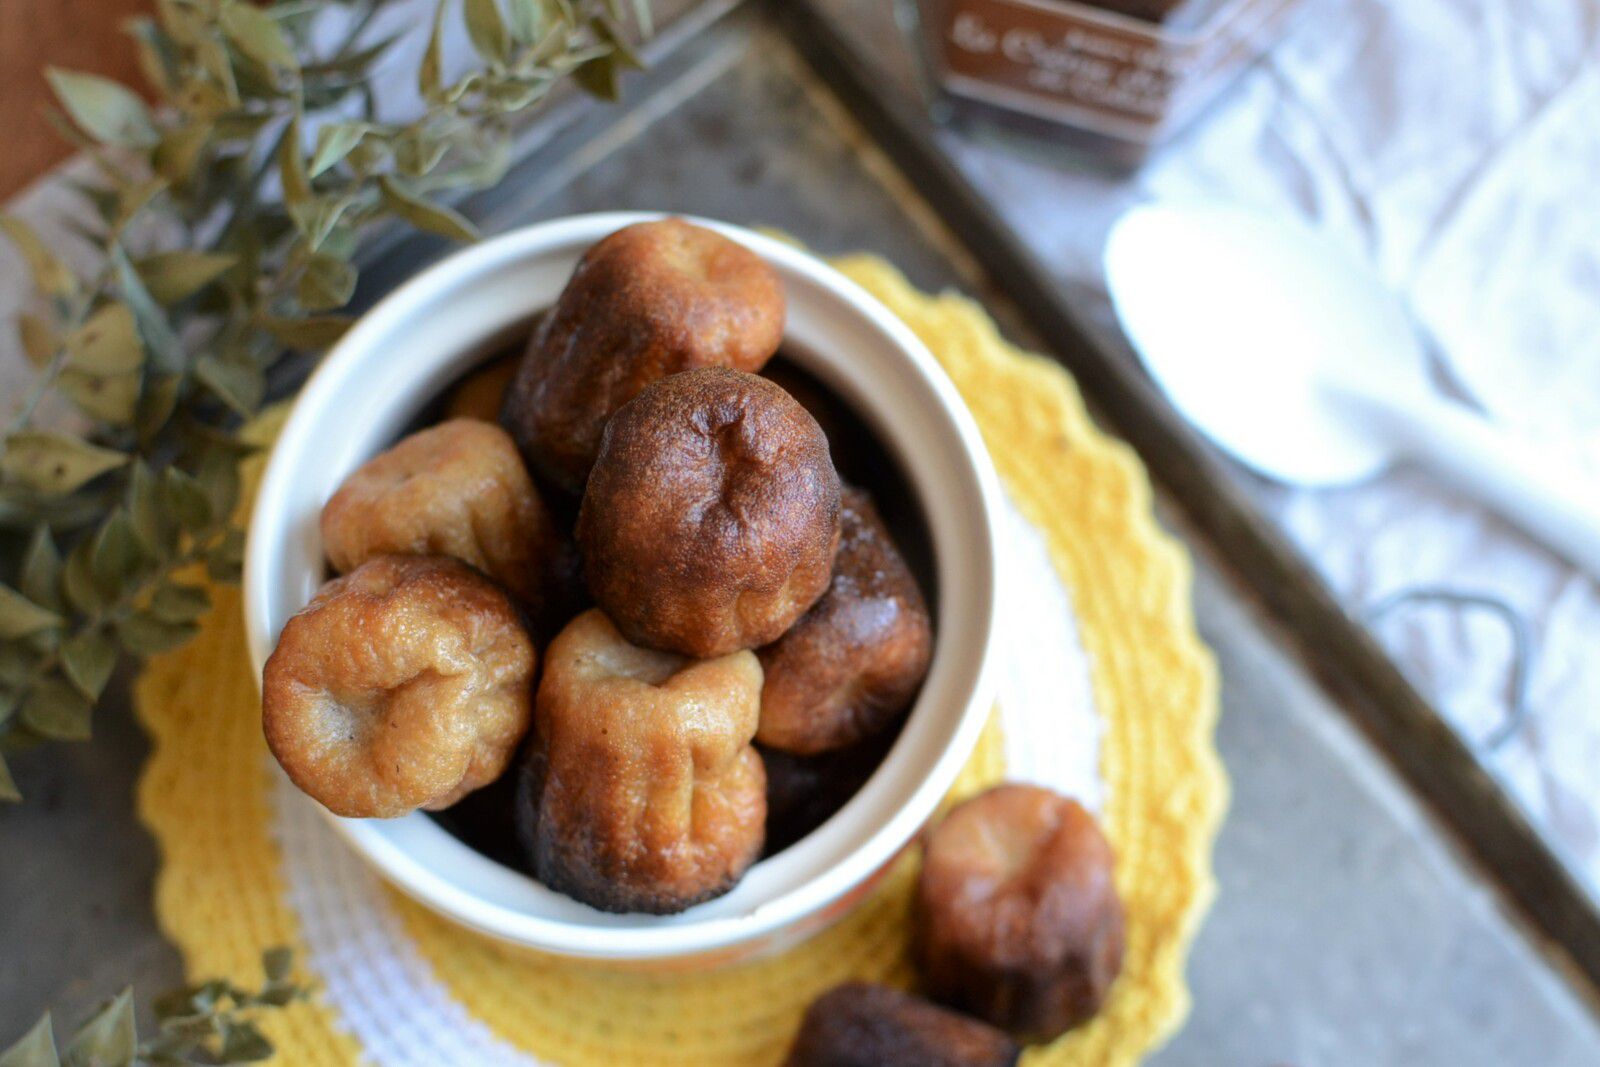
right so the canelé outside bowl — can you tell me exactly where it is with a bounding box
[244,212,1004,968]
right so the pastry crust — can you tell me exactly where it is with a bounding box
[262,555,537,819]
[444,355,519,423]
[529,610,766,913]
[577,367,841,658]
[757,487,931,754]
[785,983,1021,1067]
[916,785,1125,1041]
[502,218,785,492]
[320,419,563,613]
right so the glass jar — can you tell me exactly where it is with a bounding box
[908,0,1306,166]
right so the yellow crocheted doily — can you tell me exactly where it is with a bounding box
[136,256,1225,1066]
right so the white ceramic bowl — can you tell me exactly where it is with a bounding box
[244,212,1004,967]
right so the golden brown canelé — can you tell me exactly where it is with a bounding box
[915,785,1125,1041]
[785,983,1021,1067]
[577,367,841,658]
[262,555,537,819]
[502,217,786,492]
[527,609,767,913]
[757,487,931,755]
[444,355,519,423]
[320,419,563,612]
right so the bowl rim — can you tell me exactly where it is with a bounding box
[244,211,1005,961]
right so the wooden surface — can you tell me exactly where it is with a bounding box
[0,0,149,200]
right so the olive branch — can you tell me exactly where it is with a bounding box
[0,0,648,799]
[0,948,306,1066]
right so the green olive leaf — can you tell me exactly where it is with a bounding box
[111,244,184,377]
[437,71,484,106]
[195,349,265,416]
[127,462,174,556]
[63,988,136,1067]
[0,585,62,640]
[16,313,58,371]
[113,177,169,233]
[0,753,20,804]
[152,121,213,186]
[296,252,357,311]
[135,251,237,304]
[60,630,117,701]
[21,627,60,656]
[66,303,144,375]
[20,528,63,612]
[484,77,550,111]
[589,12,643,71]
[288,196,351,251]
[58,369,141,425]
[262,314,353,351]
[45,68,158,148]
[430,137,512,192]
[465,0,513,65]
[0,216,77,301]
[0,433,128,496]
[419,0,448,99]
[319,223,358,263]
[124,16,179,96]
[116,614,199,657]
[91,510,146,603]
[0,1013,58,1066]
[262,947,293,983]
[67,181,121,228]
[309,121,372,178]
[21,677,92,741]
[393,128,449,177]
[302,32,403,79]
[220,2,299,72]
[135,374,181,446]
[160,467,213,531]
[196,36,242,108]
[233,50,290,101]
[173,76,231,121]
[573,53,621,101]
[218,1019,273,1063]
[154,0,204,48]
[377,177,478,242]
[506,0,544,44]
[278,117,313,209]
[62,538,103,615]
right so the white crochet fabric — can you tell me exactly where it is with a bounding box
[262,498,1100,1065]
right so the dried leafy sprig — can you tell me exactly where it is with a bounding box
[0,947,306,1066]
[0,0,648,798]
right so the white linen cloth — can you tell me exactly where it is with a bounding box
[937,0,1600,889]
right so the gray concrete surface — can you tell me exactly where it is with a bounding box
[1158,554,1600,1065]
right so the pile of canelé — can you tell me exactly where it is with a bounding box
[261,220,1125,1063]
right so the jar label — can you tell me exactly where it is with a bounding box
[929,0,1294,144]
